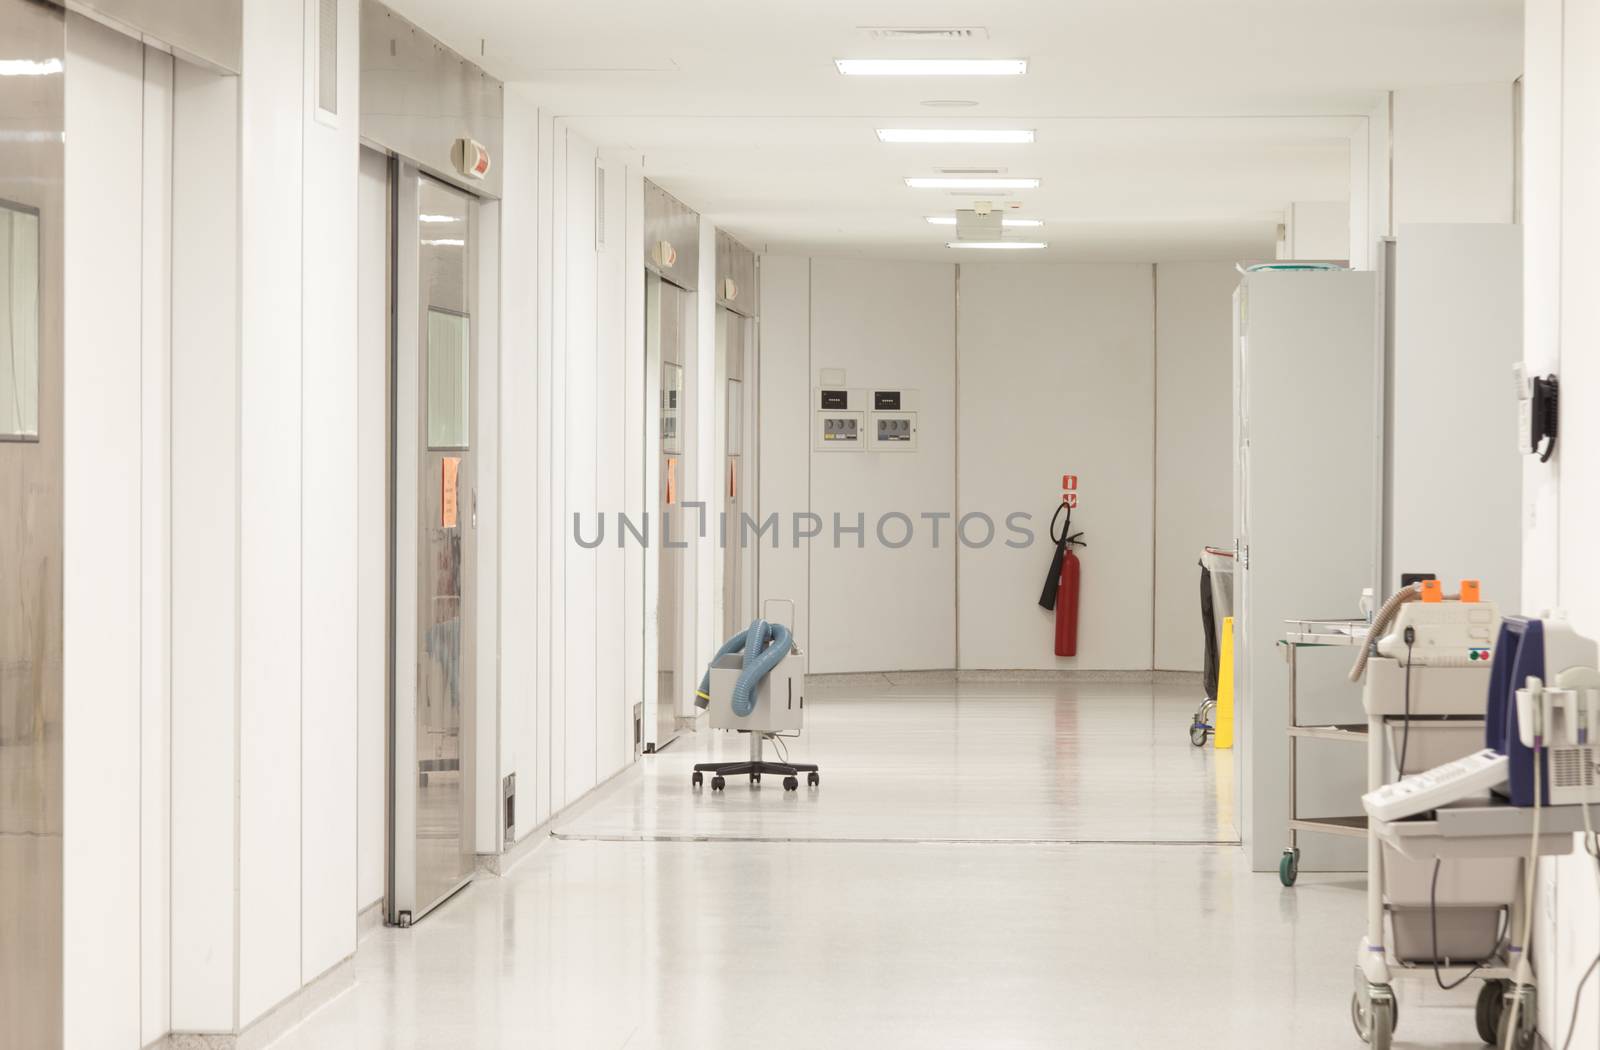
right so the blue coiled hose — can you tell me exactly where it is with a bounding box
[695,618,794,717]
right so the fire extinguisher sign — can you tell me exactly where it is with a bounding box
[1062,473,1078,508]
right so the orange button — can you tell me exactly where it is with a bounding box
[1420,579,1443,603]
[1460,579,1481,603]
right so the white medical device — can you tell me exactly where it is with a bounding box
[1361,749,1509,821]
[1513,665,1600,806]
[1375,599,1499,667]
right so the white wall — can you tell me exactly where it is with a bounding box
[170,56,239,1035]
[355,147,388,910]
[236,0,306,1019]
[1153,262,1239,671]
[60,8,657,1046]
[958,264,1154,670]
[759,258,1236,675]
[62,17,157,1047]
[1281,201,1351,260]
[1391,83,1516,227]
[499,99,636,843]
[297,0,360,985]
[809,258,956,673]
[755,256,812,646]
[499,84,541,832]
[137,39,174,1047]
[1388,224,1522,600]
[1524,0,1600,1042]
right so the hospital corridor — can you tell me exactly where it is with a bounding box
[5,0,1600,1048]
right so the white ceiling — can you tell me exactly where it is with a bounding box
[384,0,1523,261]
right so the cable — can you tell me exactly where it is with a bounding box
[1349,582,1422,683]
[1427,858,1504,989]
[1504,729,1543,1048]
[1398,629,1416,780]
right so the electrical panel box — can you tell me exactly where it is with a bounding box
[870,412,917,450]
[814,386,920,452]
[814,410,863,450]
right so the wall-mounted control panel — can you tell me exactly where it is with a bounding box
[814,385,920,452]
[815,411,863,449]
[871,412,918,451]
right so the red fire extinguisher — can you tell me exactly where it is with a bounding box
[1037,501,1086,657]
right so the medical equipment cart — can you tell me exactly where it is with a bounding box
[1278,618,1370,887]
[692,599,820,793]
[1351,659,1571,1050]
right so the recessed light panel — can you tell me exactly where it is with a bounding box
[926,216,1043,227]
[877,128,1034,144]
[906,176,1038,189]
[835,58,1026,76]
[945,241,1048,250]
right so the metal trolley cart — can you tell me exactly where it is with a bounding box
[1351,659,1570,1050]
[1278,618,1370,887]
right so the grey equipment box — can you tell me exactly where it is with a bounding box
[707,644,807,733]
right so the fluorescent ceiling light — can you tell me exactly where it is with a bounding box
[836,58,1026,76]
[926,216,1043,227]
[419,214,459,223]
[0,58,63,77]
[422,238,465,247]
[878,128,1034,144]
[945,241,1048,250]
[906,176,1038,189]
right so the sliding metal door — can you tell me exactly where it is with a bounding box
[0,0,64,1044]
[648,273,688,751]
[719,307,745,638]
[389,161,477,925]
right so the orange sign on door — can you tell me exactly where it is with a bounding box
[442,457,460,527]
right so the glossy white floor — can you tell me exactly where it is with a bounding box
[267,676,1487,1049]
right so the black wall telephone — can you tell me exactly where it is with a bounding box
[1518,371,1559,463]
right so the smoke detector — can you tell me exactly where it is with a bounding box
[859,26,989,40]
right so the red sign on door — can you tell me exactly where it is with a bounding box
[441,457,461,527]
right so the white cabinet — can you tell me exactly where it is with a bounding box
[1234,269,1382,871]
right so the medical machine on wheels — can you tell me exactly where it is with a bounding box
[1350,589,1598,1050]
[691,599,820,793]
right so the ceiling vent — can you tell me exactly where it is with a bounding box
[860,26,989,40]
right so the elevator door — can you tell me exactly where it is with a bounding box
[652,274,686,750]
[719,307,745,638]
[390,164,477,924]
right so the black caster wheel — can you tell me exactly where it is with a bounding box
[750,773,761,786]
[783,776,799,791]
[711,776,726,792]
[1475,980,1505,1045]
[692,771,704,790]
[1189,724,1210,747]
[1279,848,1300,887]
[1497,990,1536,1050]
[807,772,820,788]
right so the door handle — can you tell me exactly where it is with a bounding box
[471,487,478,529]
